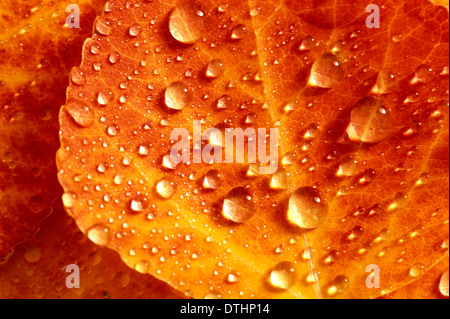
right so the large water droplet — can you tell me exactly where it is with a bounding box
[288,187,328,230]
[222,188,255,223]
[309,53,343,88]
[165,82,193,110]
[98,90,114,106]
[24,247,42,264]
[169,1,206,44]
[410,263,425,277]
[270,169,288,190]
[87,224,111,246]
[67,103,95,128]
[346,97,394,143]
[269,261,298,290]
[71,68,86,86]
[96,17,112,36]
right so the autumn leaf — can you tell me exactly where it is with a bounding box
[0,203,183,299]
[0,0,106,262]
[56,0,449,299]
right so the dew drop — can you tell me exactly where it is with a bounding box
[439,269,449,297]
[156,178,176,199]
[222,188,255,223]
[107,124,120,137]
[270,169,288,190]
[309,53,343,88]
[109,51,120,64]
[203,170,221,190]
[165,82,193,110]
[87,225,111,246]
[97,90,114,106]
[299,36,315,52]
[346,97,394,143]
[288,187,328,230]
[96,18,112,36]
[62,192,76,208]
[206,59,225,79]
[231,24,247,40]
[327,275,349,296]
[269,261,298,290]
[336,156,360,177]
[67,103,95,128]
[128,23,142,37]
[374,70,399,94]
[412,65,434,84]
[134,261,149,274]
[216,95,232,110]
[130,199,145,213]
[410,264,425,277]
[226,272,240,284]
[71,68,86,86]
[169,1,206,44]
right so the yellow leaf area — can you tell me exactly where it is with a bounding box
[0,204,183,299]
[0,0,105,262]
[58,0,449,298]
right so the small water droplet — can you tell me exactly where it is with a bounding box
[87,224,111,246]
[107,124,120,136]
[165,82,193,110]
[109,51,120,64]
[62,192,76,208]
[134,261,149,274]
[130,199,145,213]
[216,95,232,109]
[309,53,343,88]
[288,187,328,230]
[270,169,288,190]
[410,264,425,277]
[71,68,85,86]
[96,17,112,36]
[203,170,221,190]
[222,188,255,223]
[128,23,142,37]
[346,97,394,143]
[374,70,399,94]
[269,261,298,290]
[336,156,360,177]
[98,90,114,106]
[299,36,315,51]
[226,272,240,284]
[231,24,247,40]
[327,275,349,296]
[206,59,224,79]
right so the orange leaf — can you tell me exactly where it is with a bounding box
[0,204,182,298]
[0,0,106,262]
[58,0,449,298]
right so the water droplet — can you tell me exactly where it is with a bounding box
[130,199,145,213]
[270,169,288,190]
[411,65,434,84]
[439,269,449,297]
[410,264,425,277]
[288,187,328,230]
[109,51,120,64]
[114,272,130,288]
[309,53,343,88]
[134,261,149,274]
[346,97,394,143]
[107,124,120,136]
[336,156,360,177]
[222,188,255,223]
[138,145,150,156]
[156,178,176,199]
[128,23,142,37]
[165,82,193,110]
[231,24,247,40]
[87,224,111,246]
[203,170,221,190]
[71,68,86,86]
[269,262,298,290]
[90,43,101,55]
[24,247,41,263]
[216,95,232,109]
[374,70,399,94]
[327,275,349,296]
[206,59,224,79]
[96,17,112,36]
[226,272,240,284]
[169,1,206,44]
[62,192,76,208]
[67,103,95,128]
[162,154,179,170]
[98,90,114,106]
[299,36,315,51]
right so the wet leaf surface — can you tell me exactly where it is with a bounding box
[0,204,182,299]
[43,0,448,299]
[0,0,105,262]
